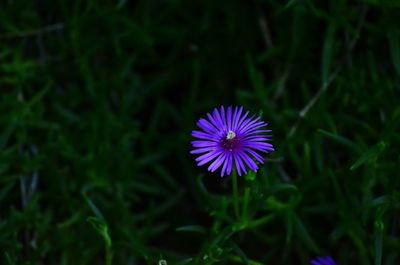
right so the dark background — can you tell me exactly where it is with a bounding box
[1,0,400,264]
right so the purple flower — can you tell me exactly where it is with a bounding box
[310,256,336,265]
[190,106,274,177]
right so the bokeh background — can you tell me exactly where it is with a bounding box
[1,0,400,264]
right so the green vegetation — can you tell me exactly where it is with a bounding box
[1,0,399,264]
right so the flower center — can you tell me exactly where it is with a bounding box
[226,130,236,140]
[220,130,239,151]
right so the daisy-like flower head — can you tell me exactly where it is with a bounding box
[190,106,274,177]
[310,256,336,265]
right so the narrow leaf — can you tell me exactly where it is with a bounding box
[350,141,386,170]
[176,225,206,234]
[318,129,361,152]
[229,241,249,265]
[293,213,320,253]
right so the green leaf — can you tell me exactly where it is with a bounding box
[350,141,386,170]
[247,55,266,100]
[317,129,361,152]
[284,0,298,9]
[374,205,386,265]
[244,171,256,182]
[229,241,249,265]
[87,216,112,248]
[266,183,298,195]
[176,225,206,234]
[292,213,320,253]
[246,214,276,229]
[177,258,193,265]
[209,226,235,249]
[370,196,389,208]
[0,182,14,203]
[285,212,294,245]
[4,252,15,265]
[374,228,383,265]
[0,124,15,152]
[321,24,336,84]
[81,190,105,220]
[388,30,400,76]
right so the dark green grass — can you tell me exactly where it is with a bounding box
[1,0,400,264]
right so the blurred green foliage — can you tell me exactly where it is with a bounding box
[0,0,400,264]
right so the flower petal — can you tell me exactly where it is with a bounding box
[232,106,243,130]
[220,152,229,176]
[310,256,336,265]
[243,148,265,163]
[190,147,218,154]
[197,118,219,134]
[192,130,218,141]
[237,115,259,132]
[208,152,226,172]
[227,106,233,130]
[219,106,227,128]
[225,152,233,176]
[212,108,224,129]
[236,110,250,129]
[196,150,221,165]
[191,140,218,148]
[237,151,258,172]
[233,152,247,176]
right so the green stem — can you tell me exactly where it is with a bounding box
[242,187,250,222]
[105,242,113,265]
[232,170,240,219]
[246,214,276,229]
